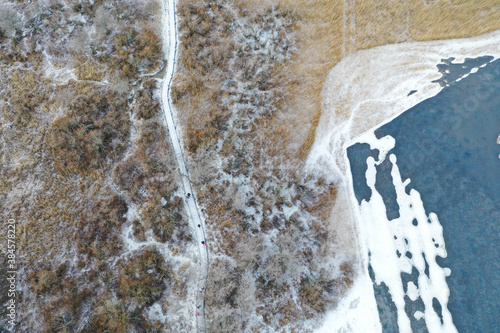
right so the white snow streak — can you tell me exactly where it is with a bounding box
[356,138,456,333]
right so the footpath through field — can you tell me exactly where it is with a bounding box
[160,0,209,332]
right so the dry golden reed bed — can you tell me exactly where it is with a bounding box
[276,0,500,159]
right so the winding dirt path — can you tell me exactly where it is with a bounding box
[160,0,209,331]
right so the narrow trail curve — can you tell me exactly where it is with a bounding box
[160,0,209,332]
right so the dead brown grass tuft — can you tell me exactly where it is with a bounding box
[75,58,106,81]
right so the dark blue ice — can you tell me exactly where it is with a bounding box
[348,57,500,332]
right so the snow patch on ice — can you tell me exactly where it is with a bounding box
[415,311,425,320]
[359,145,456,333]
[407,282,418,301]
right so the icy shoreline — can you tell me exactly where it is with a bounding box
[308,29,500,332]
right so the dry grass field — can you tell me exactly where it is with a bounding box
[276,0,500,158]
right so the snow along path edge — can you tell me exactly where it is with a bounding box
[160,0,209,332]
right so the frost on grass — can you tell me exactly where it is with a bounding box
[0,0,196,331]
[173,1,356,331]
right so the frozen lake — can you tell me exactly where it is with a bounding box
[347,57,500,332]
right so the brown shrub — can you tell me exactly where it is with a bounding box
[113,28,162,78]
[306,184,337,221]
[206,258,241,309]
[86,300,131,333]
[75,58,105,81]
[75,193,127,259]
[117,248,170,306]
[134,79,161,119]
[27,269,58,295]
[48,86,129,174]
[40,283,92,333]
[6,71,50,126]
[298,275,335,318]
[141,196,178,242]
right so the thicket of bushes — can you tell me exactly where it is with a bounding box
[174,1,353,331]
[117,248,170,306]
[75,192,128,260]
[113,28,162,78]
[84,248,171,333]
[0,0,192,331]
[49,85,129,174]
[112,78,191,246]
[27,246,170,332]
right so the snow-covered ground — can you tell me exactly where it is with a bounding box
[308,30,500,332]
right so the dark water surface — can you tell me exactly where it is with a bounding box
[348,58,500,332]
